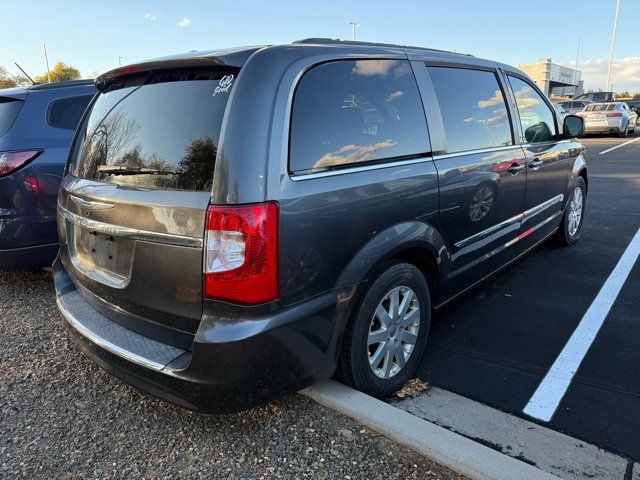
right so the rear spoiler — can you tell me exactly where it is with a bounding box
[0,88,28,101]
[94,48,261,92]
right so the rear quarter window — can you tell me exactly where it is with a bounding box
[0,98,24,137]
[47,94,95,130]
[289,59,430,174]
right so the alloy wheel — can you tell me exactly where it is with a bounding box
[568,186,583,237]
[367,286,420,379]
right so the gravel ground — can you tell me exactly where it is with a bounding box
[0,269,463,479]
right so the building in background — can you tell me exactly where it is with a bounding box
[518,58,583,99]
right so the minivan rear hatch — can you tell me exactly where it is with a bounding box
[58,66,239,348]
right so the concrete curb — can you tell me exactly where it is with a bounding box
[301,380,560,480]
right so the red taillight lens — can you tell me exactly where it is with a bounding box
[204,202,278,304]
[115,65,142,76]
[0,150,41,176]
[607,112,623,117]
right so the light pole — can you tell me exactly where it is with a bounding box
[606,0,621,92]
[348,21,360,41]
[573,36,581,96]
[118,56,124,67]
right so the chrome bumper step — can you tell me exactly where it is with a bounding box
[57,290,186,371]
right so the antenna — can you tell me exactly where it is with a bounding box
[14,62,35,85]
[43,43,51,83]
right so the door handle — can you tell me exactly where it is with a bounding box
[507,163,525,175]
[529,158,543,170]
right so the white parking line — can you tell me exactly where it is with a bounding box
[524,226,640,422]
[598,136,640,155]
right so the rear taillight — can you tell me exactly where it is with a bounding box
[607,112,623,117]
[0,150,41,176]
[204,202,278,304]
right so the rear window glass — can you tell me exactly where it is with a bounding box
[47,94,94,130]
[71,68,238,191]
[289,59,429,174]
[427,67,513,153]
[585,104,616,111]
[0,98,24,137]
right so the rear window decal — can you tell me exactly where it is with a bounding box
[213,74,234,97]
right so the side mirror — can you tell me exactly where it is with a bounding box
[563,115,584,138]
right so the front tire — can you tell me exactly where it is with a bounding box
[557,176,586,246]
[339,262,431,397]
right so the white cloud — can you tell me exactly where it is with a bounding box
[564,56,640,92]
[178,17,191,27]
[386,90,404,102]
[144,13,158,21]
[477,90,504,108]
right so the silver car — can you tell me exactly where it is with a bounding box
[577,102,638,137]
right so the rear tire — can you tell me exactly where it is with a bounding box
[339,262,431,398]
[556,177,586,246]
[618,124,629,137]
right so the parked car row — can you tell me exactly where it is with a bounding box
[3,39,588,413]
[0,80,96,268]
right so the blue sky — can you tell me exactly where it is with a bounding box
[2,0,639,91]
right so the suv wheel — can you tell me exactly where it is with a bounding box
[557,177,586,245]
[339,262,430,397]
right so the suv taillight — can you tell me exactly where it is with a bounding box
[204,202,278,304]
[0,150,41,176]
[607,112,623,117]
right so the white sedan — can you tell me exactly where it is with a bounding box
[577,102,637,137]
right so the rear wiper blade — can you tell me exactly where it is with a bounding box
[97,165,177,176]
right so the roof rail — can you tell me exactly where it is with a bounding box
[30,79,95,91]
[293,38,473,57]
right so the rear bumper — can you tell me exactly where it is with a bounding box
[54,256,354,413]
[0,242,58,269]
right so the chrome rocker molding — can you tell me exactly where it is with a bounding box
[58,205,203,248]
[455,194,564,248]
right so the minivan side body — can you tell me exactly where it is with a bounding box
[54,41,587,412]
[0,80,96,268]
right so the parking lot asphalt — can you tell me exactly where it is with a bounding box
[0,269,462,479]
[416,132,640,461]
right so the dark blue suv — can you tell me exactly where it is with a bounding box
[0,80,96,268]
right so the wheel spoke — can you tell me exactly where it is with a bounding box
[375,304,392,328]
[369,343,387,368]
[401,330,418,345]
[401,308,420,327]
[395,345,406,368]
[389,288,400,319]
[398,289,414,318]
[368,329,387,346]
[382,349,393,378]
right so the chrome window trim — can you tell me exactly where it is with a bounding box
[58,205,203,248]
[289,156,433,181]
[433,144,522,161]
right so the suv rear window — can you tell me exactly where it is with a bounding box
[0,98,24,137]
[289,59,429,174]
[48,94,94,130]
[71,68,238,191]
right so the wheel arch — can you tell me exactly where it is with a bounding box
[336,221,450,305]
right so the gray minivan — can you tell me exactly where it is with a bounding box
[54,39,587,412]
